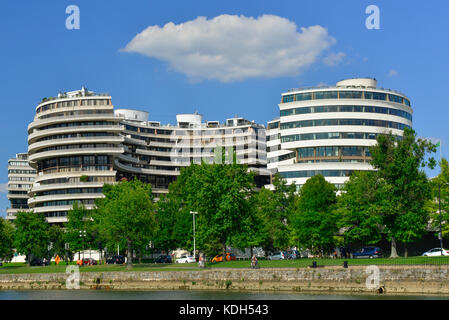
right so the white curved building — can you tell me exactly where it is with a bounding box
[115,110,269,199]
[27,88,124,223]
[268,78,413,189]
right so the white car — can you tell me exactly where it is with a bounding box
[422,248,449,256]
[176,255,196,263]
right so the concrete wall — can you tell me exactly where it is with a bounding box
[1,265,449,294]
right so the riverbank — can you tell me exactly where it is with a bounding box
[1,265,449,295]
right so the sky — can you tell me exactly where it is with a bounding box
[0,0,448,216]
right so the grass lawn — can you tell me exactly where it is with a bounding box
[1,256,449,274]
[206,256,449,269]
[0,262,199,274]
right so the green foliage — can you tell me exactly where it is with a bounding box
[93,178,157,266]
[337,171,383,246]
[428,157,449,239]
[65,201,92,255]
[0,218,15,262]
[369,127,436,256]
[251,174,296,252]
[160,160,256,255]
[291,175,337,255]
[13,211,49,264]
[48,225,67,259]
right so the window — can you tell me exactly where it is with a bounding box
[341,146,363,156]
[297,147,314,158]
[339,91,362,99]
[315,91,338,99]
[282,95,294,103]
[295,92,312,101]
[372,92,386,100]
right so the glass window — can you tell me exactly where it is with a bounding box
[372,92,386,100]
[364,92,373,99]
[342,146,363,156]
[282,95,294,103]
[339,91,362,99]
[298,147,314,158]
[315,91,338,99]
[295,92,313,101]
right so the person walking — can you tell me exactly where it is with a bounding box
[251,255,259,269]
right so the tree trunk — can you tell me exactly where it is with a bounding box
[127,239,132,269]
[404,243,408,258]
[390,236,399,258]
[250,247,254,260]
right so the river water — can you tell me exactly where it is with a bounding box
[1,290,449,300]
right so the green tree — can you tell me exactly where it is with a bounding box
[94,178,157,268]
[251,174,297,254]
[167,159,256,257]
[428,157,449,240]
[337,171,384,247]
[291,174,338,256]
[0,218,15,262]
[369,127,436,257]
[48,225,66,262]
[13,211,49,265]
[65,201,91,260]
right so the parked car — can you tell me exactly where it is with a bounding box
[267,251,288,260]
[30,258,49,266]
[82,258,97,266]
[352,247,382,259]
[422,248,449,256]
[176,255,196,263]
[106,255,126,264]
[155,255,172,263]
[211,253,236,263]
[225,253,236,261]
[211,255,223,263]
[287,250,300,259]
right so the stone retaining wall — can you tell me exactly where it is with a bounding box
[1,265,449,294]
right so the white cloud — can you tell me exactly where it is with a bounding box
[322,52,345,66]
[122,14,338,82]
[388,69,398,77]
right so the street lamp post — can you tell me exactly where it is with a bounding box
[79,230,86,260]
[438,182,449,255]
[439,183,443,255]
[190,211,198,260]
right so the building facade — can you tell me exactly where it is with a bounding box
[114,110,268,199]
[6,153,37,221]
[27,88,124,224]
[267,78,413,189]
[22,89,268,223]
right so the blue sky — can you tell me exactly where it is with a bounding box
[0,1,448,216]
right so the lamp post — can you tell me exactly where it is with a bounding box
[438,182,449,255]
[190,211,198,260]
[79,230,86,260]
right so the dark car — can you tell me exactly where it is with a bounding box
[352,247,382,259]
[287,250,300,259]
[106,255,125,264]
[30,258,49,266]
[155,255,172,263]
